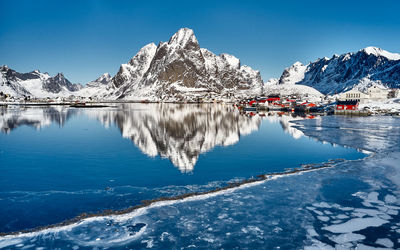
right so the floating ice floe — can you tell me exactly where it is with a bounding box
[322,217,389,233]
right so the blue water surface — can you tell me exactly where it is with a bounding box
[0,104,365,233]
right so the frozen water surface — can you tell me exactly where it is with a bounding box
[0,106,399,249]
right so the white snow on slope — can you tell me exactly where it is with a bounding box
[362,46,400,61]
[279,62,307,85]
[264,84,324,102]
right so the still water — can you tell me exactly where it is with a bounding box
[0,104,365,233]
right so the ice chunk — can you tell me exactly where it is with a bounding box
[307,227,318,237]
[355,243,389,250]
[317,216,330,222]
[330,233,365,244]
[322,217,389,233]
[312,202,331,208]
[384,195,397,204]
[336,214,349,219]
[375,238,394,248]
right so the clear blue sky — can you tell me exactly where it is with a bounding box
[1,0,400,84]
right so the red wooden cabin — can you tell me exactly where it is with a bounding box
[336,100,358,110]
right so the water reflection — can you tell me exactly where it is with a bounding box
[0,104,326,172]
[0,106,76,134]
[88,104,262,172]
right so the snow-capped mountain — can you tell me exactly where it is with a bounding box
[109,28,263,101]
[1,28,263,101]
[0,65,82,98]
[277,47,400,94]
[86,73,112,88]
[74,73,114,99]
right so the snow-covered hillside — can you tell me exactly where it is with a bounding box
[277,47,400,94]
[264,76,324,101]
[0,65,83,99]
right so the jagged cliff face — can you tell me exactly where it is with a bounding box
[277,47,400,94]
[43,73,81,93]
[110,28,263,101]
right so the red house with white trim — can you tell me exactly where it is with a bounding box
[336,100,358,110]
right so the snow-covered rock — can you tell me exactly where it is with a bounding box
[86,73,112,88]
[278,47,400,94]
[278,62,306,85]
[264,78,279,86]
[362,46,400,61]
[1,28,263,102]
[0,65,82,98]
[110,28,263,101]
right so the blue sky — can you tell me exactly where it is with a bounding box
[1,0,400,84]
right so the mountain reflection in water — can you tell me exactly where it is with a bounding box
[0,104,311,172]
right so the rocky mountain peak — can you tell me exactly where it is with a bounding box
[168,28,199,50]
[277,47,400,94]
[43,72,82,93]
[54,73,65,80]
[87,73,112,88]
[278,61,306,85]
[109,28,263,101]
[128,43,157,66]
[360,46,400,60]
[1,28,263,100]
[112,43,157,89]
[1,65,10,71]
[220,54,240,69]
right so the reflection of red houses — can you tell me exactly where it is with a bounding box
[249,100,257,106]
[267,95,280,103]
[336,100,358,110]
[301,102,316,108]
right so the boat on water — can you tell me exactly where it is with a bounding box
[70,102,109,108]
[242,107,257,111]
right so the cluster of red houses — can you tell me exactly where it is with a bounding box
[240,95,319,111]
[237,95,360,114]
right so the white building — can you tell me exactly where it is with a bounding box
[367,86,390,102]
[340,86,390,103]
[339,89,369,103]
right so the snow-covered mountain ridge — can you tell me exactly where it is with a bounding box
[3,35,400,100]
[108,28,263,101]
[1,28,263,101]
[0,65,84,98]
[277,46,400,94]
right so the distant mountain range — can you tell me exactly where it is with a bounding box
[274,46,400,94]
[0,28,263,101]
[0,66,83,98]
[1,28,400,100]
